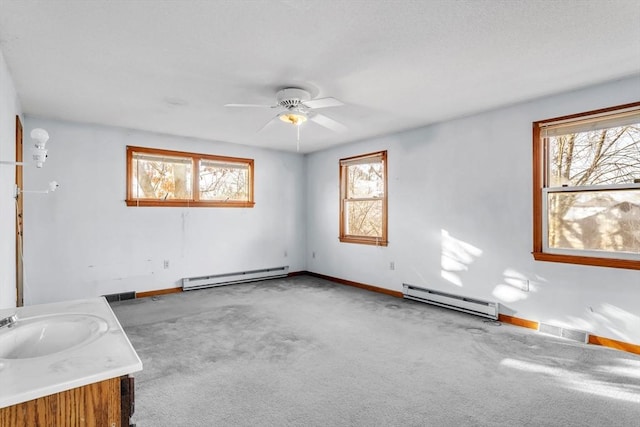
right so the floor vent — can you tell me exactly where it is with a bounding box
[538,322,588,343]
[103,291,136,303]
[403,284,499,320]
[182,266,289,291]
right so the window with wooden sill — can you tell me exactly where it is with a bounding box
[532,102,640,270]
[126,146,254,208]
[339,151,388,246]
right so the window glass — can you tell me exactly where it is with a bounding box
[199,159,249,201]
[132,153,193,199]
[344,199,384,237]
[346,162,385,198]
[547,125,640,187]
[127,146,254,208]
[547,189,640,254]
[340,151,388,245]
[532,103,640,269]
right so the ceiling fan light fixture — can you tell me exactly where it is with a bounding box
[279,112,307,126]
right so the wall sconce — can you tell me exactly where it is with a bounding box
[30,128,50,168]
[0,128,51,168]
[14,181,59,199]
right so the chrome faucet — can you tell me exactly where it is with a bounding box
[0,314,17,329]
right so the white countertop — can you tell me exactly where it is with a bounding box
[0,297,142,408]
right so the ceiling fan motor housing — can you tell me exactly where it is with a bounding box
[277,88,311,110]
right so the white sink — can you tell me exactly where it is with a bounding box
[0,314,109,359]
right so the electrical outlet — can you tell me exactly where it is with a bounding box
[284,250,288,257]
[390,261,395,270]
[524,279,530,292]
[312,251,316,259]
[163,260,169,269]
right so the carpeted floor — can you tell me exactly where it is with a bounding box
[111,276,640,426]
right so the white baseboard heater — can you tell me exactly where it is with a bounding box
[182,266,289,291]
[403,284,499,320]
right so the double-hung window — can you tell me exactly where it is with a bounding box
[126,146,254,207]
[532,102,640,269]
[339,151,388,246]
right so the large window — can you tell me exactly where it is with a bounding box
[126,146,254,207]
[533,102,640,269]
[339,151,388,246]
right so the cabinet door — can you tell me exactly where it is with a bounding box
[0,377,121,426]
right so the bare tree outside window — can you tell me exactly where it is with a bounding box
[547,125,640,254]
[199,160,249,201]
[533,103,640,269]
[126,146,254,208]
[132,154,192,200]
[340,151,388,246]
[345,163,384,237]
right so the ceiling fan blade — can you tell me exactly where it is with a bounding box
[302,97,344,109]
[257,114,282,132]
[224,103,277,108]
[310,113,347,133]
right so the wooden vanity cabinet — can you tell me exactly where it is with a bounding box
[0,375,135,427]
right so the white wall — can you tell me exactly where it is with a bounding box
[22,118,306,305]
[306,75,640,344]
[0,50,22,310]
[17,75,640,344]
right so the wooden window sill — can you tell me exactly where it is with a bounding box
[532,252,639,270]
[125,200,255,208]
[339,236,388,247]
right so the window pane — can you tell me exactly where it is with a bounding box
[547,189,640,254]
[346,161,384,198]
[547,124,640,187]
[199,159,249,201]
[345,200,383,237]
[132,153,193,199]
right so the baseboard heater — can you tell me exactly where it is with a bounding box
[403,284,499,320]
[182,266,289,291]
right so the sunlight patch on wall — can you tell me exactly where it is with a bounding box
[545,316,593,332]
[589,316,630,343]
[600,303,640,326]
[492,268,535,302]
[503,268,538,292]
[589,303,640,343]
[441,271,463,287]
[492,284,528,302]
[440,230,482,287]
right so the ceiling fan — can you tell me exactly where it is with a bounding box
[225,88,347,134]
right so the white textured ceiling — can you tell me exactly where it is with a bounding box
[1,0,639,153]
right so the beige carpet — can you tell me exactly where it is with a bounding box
[111,276,640,426]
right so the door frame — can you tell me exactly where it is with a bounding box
[16,115,23,307]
